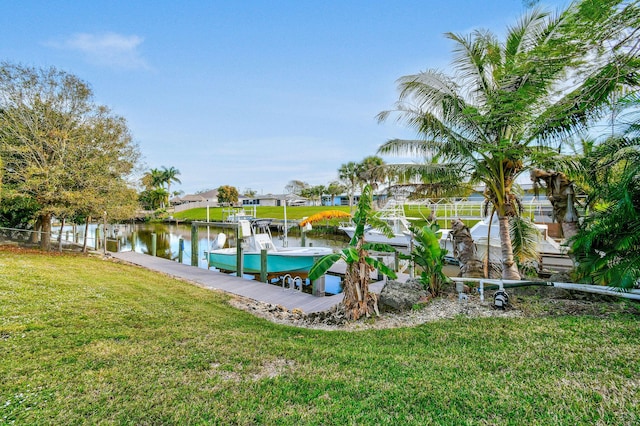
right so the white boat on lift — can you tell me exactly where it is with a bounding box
[207,219,333,275]
[440,215,572,271]
[338,200,413,247]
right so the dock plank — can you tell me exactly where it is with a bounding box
[111,251,348,313]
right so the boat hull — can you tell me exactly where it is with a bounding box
[207,247,333,274]
[339,227,410,247]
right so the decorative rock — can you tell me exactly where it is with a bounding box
[379,278,429,311]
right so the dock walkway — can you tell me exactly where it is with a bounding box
[110,251,389,313]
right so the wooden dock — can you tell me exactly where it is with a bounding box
[110,251,388,313]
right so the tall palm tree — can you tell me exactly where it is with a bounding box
[338,161,360,212]
[326,181,346,206]
[357,156,386,192]
[378,2,639,279]
[161,166,181,205]
[144,168,165,190]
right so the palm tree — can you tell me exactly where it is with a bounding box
[309,185,397,320]
[378,2,639,279]
[338,161,360,212]
[148,187,169,210]
[326,181,346,206]
[357,156,386,191]
[161,166,181,205]
[142,168,165,191]
[571,120,640,289]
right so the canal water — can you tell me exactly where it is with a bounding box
[56,221,456,295]
[97,222,352,294]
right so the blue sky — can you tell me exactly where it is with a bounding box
[1,0,565,195]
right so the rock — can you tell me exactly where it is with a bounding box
[379,278,429,311]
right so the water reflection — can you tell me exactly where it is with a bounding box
[57,222,408,295]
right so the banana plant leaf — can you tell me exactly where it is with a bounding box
[366,257,398,280]
[308,253,342,281]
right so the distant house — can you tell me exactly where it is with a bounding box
[241,193,308,207]
[172,189,220,212]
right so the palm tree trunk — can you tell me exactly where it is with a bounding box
[498,215,520,280]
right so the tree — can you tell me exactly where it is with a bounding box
[357,156,386,192]
[0,63,141,250]
[326,181,346,206]
[142,168,165,191]
[302,185,325,206]
[309,185,397,320]
[217,185,239,206]
[284,180,308,196]
[161,166,181,204]
[147,188,169,210]
[571,122,640,289]
[338,161,360,212]
[378,1,640,279]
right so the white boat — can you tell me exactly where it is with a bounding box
[339,200,412,246]
[207,219,333,275]
[223,207,256,223]
[440,215,572,271]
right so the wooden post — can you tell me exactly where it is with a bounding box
[235,223,243,277]
[102,212,107,255]
[131,232,137,252]
[312,275,325,297]
[178,238,184,263]
[312,256,325,297]
[95,227,100,250]
[151,233,157,257]
[260,249,268,282]
[191,224,199,267]
[236,246,244,278]
[301,229,306,247]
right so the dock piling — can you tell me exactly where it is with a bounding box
[191,224,199,266]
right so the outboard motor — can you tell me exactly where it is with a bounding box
[493,289,509,309]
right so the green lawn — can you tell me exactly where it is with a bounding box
[172,205,352,223]
[1,248,638,424]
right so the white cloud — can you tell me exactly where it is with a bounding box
[46,32,150,70]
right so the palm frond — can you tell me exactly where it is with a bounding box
[509,216,541,264]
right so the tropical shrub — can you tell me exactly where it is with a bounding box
[402,224,449,297]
